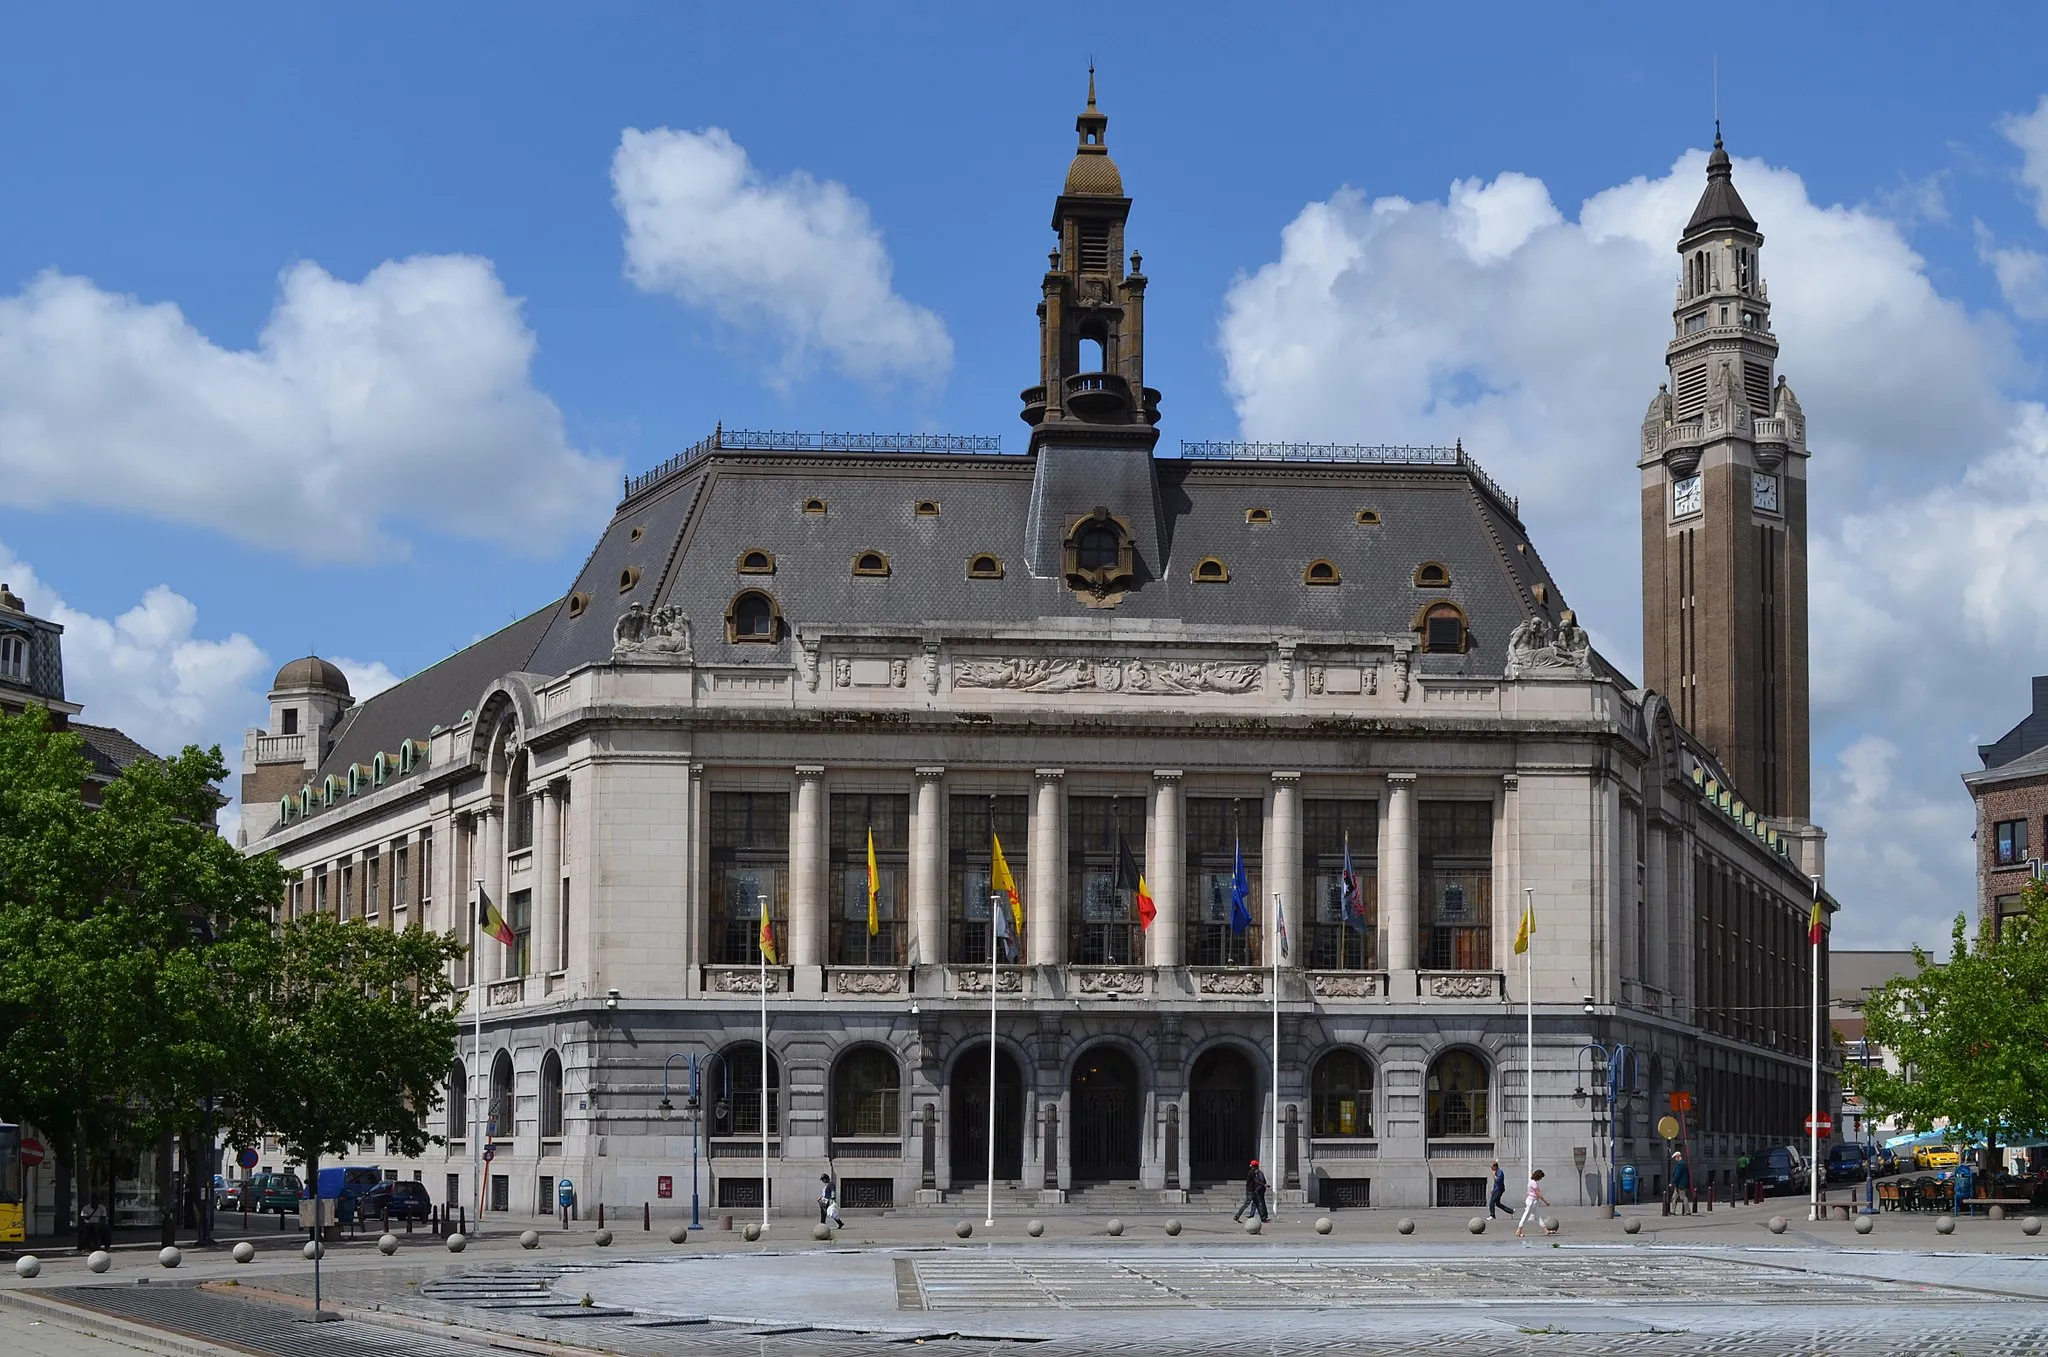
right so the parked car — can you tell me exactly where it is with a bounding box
[357,1179,433,1223]
[1825,1142,1873,1183]
[1913,1144,1962,1171]
[1873,1144,1900,1176]
[225,1172,304,1214]
[1756,1145,1809,1195]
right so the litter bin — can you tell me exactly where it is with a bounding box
[1619,1163,1639,1204]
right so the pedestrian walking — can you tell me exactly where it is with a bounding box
[1514,1168,1549,1238]
[817,1173,842,1228]
[1232,1159,1270,1223]
[1667,1151,1692,1215]
[1487,1161,1507,1219]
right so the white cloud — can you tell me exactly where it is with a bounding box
[612,126,951,388]
[0,541,268,765]
[2000,95,2048,228]
[0,257,619,560]
[331,656,400,702]
[1977,221,2048,321]
[1219,143,2045,950]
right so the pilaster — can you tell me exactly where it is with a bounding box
[1383,773,1417,973]
[1270,772,1302,968]
[912,768,947,968]
[1030,770,1065,966]
[1150,770,1184,966]
[791,766,826,981]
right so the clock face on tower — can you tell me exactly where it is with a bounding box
[1672,475,1703,518]
[1752,472,1780,513]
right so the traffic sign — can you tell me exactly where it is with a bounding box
[18,1138,44,1168]
[1668,1091,1694,1113]
[1656,1115,1681,1140]
[483,1145,496,1163]
[1804,1112,1833,1136]
[237,1147,259,1171]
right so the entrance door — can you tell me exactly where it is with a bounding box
[950,1044,1024,1182]
[1189,1046,1259,1185]
[1069,1047,1140,1181]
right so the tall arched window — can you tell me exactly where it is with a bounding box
[1310,1050,1375,1138]
[447,1061,468,1140]
[831,1047,902,1138]
[1425,1050,1490,1138]
[539,1051,564,1140]
[711,1044,781,1137]
[489,1050,515,1139]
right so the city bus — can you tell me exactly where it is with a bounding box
[0,1123,22,1244]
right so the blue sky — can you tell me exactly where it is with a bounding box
[6,4,2048,947]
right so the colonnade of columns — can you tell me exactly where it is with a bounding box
[461,778,572,983]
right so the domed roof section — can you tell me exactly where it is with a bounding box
[1684,127,1756,235]
[1062,67,1124,198]
[273,656,350,695]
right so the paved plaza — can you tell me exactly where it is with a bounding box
[7,1207,2048,1355]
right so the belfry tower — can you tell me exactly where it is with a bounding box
[1021,73,1167,591]
[1639,131,1814,835]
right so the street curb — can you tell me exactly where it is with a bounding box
[0,1286,258,1357]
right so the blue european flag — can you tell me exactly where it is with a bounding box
[1228,837,1253,935]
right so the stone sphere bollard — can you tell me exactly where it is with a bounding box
[160,1246,183,1269]
[596,1229,613,1247]
[301,1241,322,1261]
[232,1242,256,1263]
[1315,1217,1334,1236]
[1164,1219,1182,1236]
[520,1229,540,1250]
[2025,1217,2043,1237]
[813,1224,832,1241]
[1854,1215,1875,1235]
[669,1225,689,1245]
[1935,1215,1956,1236]
[447,1233,467,1252]
[1541,1217,1560,1235]
[1624,1218,1642,1235]
[15,1256,39,1279]
[1107,1219,1125,1237]
[1991,1205,2007,1222]
[954,1220,973,1239]
[1396,1218,1415,1235]
[86,1251,111,1274]
[378,1233,399,1256]
[1027,1219,1045,1237]
[1767,1216,1788,1234]
[743,1222,762,1242]
[1467,1217,1486,1235]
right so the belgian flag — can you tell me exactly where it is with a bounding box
[1117,834,1155,930]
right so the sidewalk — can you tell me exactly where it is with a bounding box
[0,1293,241,1357]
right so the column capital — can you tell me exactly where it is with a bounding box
[1270,770,1302,785]
[1385,772,1418,787]
[1152,769,1183,783]
[914,766,947,782]
[689,762,706,780]
[1035,767,1066,783]
[1501,773,1520,792]
[543,777,569,798]
[795,764,826,779]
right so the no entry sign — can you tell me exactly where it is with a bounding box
[1804,1112,1834,1136]
[18,1138,44,1168]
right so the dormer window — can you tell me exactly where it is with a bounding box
[1303,560,1341,586]
[1420,603,1469,654]
[1245,507,1272,525]
[728,590,782,643]
[1355,509,1380,525]
[803,498,829,515]
[915,500,941,517]
[737,548,776,575]
[567,591,590,618]
[967,553,1004,579]
[1192,556,1230,583]
[1076,523,1120,569]
[619,565,642,593]
[1413,562,1451,588]
[1062,509,1136,599]
[0,633,23,681]
[852,550,891,577]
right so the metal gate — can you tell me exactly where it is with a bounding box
[950,1049,1024,1182]
[1189,1048,1257,1184]
[1069,1049,1139,1180]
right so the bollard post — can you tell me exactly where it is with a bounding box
[1707,1181,1715,1212]
[598,1202,605,1229]
[643,1202,651,1232]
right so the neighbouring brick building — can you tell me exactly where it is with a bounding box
[1963,675,2048,938]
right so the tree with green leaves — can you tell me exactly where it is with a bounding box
[224,911,464,1221]
[1849,877,2048,1177]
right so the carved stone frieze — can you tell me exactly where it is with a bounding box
[1505,611,1592,680]
[831,969,906,996]
[952,656,1263,696]
[613,603,693,663]
[1196,970,1265,996]
[1309,972,1382,999]
[1427,974,1496,999]
[1073,968,1148,995]
[954,967,1024,994]
[711,967,783,994]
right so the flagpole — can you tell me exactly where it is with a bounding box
[758,892,769,1234]
[1523,885,1534,1182]
[1270,890,1281,1204]
[472,877,484,1227]
[1809,875,1821,1223]
[987,892,999,1229]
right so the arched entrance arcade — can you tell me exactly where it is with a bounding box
[1068,1045,1140,1182]
[949,1044,1024,1183]
[1188,1045,1259,1185]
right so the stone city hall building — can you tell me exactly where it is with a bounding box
[242,87,1836,1214]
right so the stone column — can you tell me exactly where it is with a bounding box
[791,766,826,972]
[912,768,946,969]
[1383,773,1418,972]
[1270,772,1302,968]
[1030,770,1064,965]
[1150,771,1184,967]
[479,807,508,980]
[1499,774,1520,976]
[535,786,561,975]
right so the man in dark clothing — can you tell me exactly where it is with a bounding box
[1233,1159,1270,1223]
[1668,1151,1692,1214]
[1487,1161,1507,1218]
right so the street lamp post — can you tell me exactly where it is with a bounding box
[659,1052,706,1231]
[1574,1042,1642,1219]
